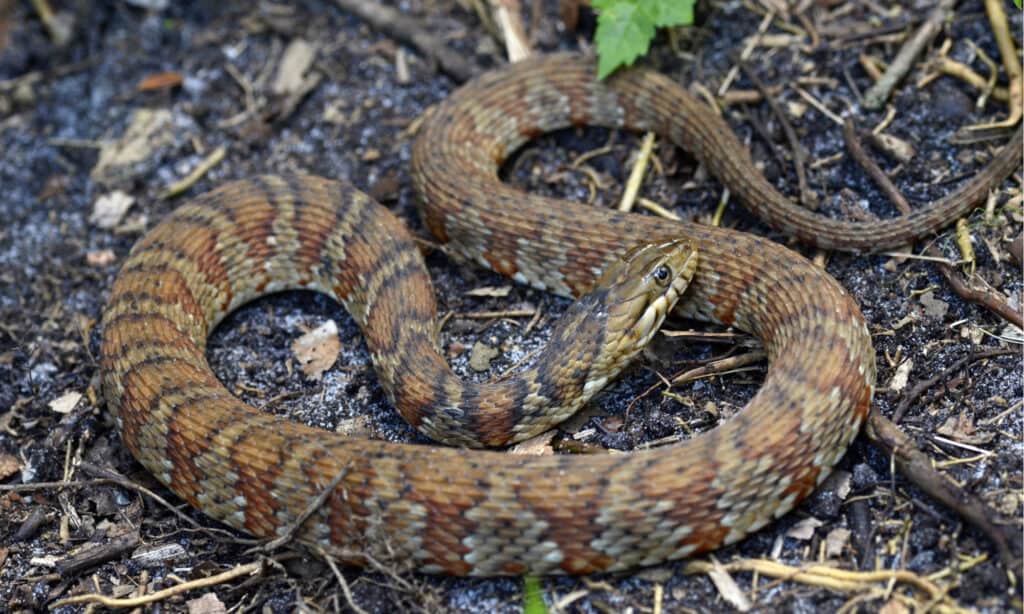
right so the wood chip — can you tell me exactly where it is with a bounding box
[707,559,751,612]
[272,39,317,96]
[786,516,823,540]
[824,527,851,558]
[888,358,913,392]
[291,321,340,380]
[465,285,511,298]
[48,391,82,414]
[507,430,556,455]
[89,191,135,229]
[86,248,117,267]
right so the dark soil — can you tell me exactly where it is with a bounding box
[0,1,1020,612]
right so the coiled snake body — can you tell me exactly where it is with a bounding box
[101,54,1018,575]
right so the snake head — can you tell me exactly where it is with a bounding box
[595,238,698,366]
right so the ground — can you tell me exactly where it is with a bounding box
[0,0,1021,612]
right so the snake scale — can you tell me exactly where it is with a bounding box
[100,53,1019,575]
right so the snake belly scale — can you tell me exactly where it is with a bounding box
[100,55,888,575]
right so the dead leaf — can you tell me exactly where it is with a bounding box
[91,109,174,182]
[919,291,949,319]
[187,592,227,614]
[508,430,556,455]
[89,191,135,229]
[0,453,19,481]
[469,342,499,372]
[824,527,851,558]
[291,321,340,380]
[936,413,994,445]
[49,391,82,414]
[272,39,317,96]
[465,285,512,298]
[785,516,823,541]
[887,358,913,392]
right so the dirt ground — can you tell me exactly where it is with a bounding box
[0,0,1021,612]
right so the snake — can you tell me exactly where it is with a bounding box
[100,53,1018,575]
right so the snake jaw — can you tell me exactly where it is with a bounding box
[596,239,698,369]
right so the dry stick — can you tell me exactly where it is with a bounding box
[52,561,265,609]
[972,0,1022,129]
[841,119,912,215]
[489,0,531,62]
[864,412,1021,576]
[924,244,1023,329]
[892,348,1017,423]
[55,532,141,577]
[333,0,478,83]
[738,61,815,210]
[863,0,956,110]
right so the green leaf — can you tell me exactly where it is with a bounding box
[1016,0,1021,9]
[594,1,657,79]
[646,0,696,27]
[592,0,697,79]
[523,575,549,614]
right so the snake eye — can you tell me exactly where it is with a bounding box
[652,264,671,287]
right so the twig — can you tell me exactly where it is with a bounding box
[864,410,1021,576]
[55,532,140,577]
[670,350,767,385]
[489,0,531,62]
[334,0,478,83]
[161,145,227,199]
[739,61,815,210]
[891,348,1017,422]
[618,132,656,212]
[259,466,351,552]
[683,557,946,599]
[966,0,1022,130]
[925,245,1023,328]
[315,547,370,614]
[863,0,956,109]
[52,561,265,608]
[842,119,912,215]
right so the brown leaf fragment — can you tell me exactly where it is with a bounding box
[137,71,183,92]
[291,320,340,380]
[936,413,994,446]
